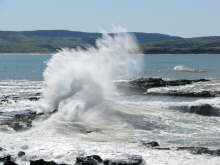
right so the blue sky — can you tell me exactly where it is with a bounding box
[0,0,219,37]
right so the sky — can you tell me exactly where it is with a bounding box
[0,0,219,37]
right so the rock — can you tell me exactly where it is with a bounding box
[75,155,103,165]
[30,159,58,165]
[147,90,220,97]
[116,78,210,95]
[129,78,166,89]
[176,147,220,156]
[17,151,25,157]
[2,156,18,165]
[0,147,5,151]
[189,104,219,116]
[173,104,220,116]
[0,92,42,105]
[154,147,171,150]
[150,145,220,156]
[142,141,160,148]
[27,97,40,101]
[148,90,220,97]
[103,155,143,165]
[166,79,209,86]
[0,110,40,131]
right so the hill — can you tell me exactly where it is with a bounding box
[0,30,181,53]
[0,30,220,54]
[141,37,220,54]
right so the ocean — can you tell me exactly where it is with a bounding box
[0,34,220,165]
[0,54,220,80]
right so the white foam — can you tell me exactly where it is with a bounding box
[174,65,207,73]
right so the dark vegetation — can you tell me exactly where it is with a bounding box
[0,30,220,54]
[141,37,220,54]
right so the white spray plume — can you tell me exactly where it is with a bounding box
[40,30,140,122]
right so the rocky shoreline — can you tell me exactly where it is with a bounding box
[0,77,220,164]
[0,77,219,131]
[2,141,220,165]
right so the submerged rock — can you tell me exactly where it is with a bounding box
[75,155,103,165]
[172,104,220,116]
[148,144,220,156]
[0,92,41,104]
[148,90,220,97]
[103,155,143,165]
[141,141,160,148]
[30,159,58,165]
[1,156,18,165]
[176,147,220,156]
[17,151,25,157]
[0,110,43,131]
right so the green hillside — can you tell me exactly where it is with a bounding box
[0,30,220,54]
[0,30,181,53]
[141,37,220,54]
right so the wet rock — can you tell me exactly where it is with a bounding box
[75,155,103,165]
[17,151,25,157]
[150,145,220,156]
[103,155,143,165]
[174,104,220,116]
[116,78,210,95]
[30,159,58,165]
[154,147,171,150]
[0,110,42,131]
[166,79,209,86]
[27,97,40,101]
[189,104,219,116]
[2,156,17,165]
[142,141,160,148]
[148,90,220,97]
[130,78,209,89]
[176,147,220,156]
[0,147,5,151]
[0,92,42,104]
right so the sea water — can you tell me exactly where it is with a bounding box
[0,33,220,165]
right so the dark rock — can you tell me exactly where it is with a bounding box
[142,141,159,148]
[0,156,8,162]
[176,147,220,156]
[116,78,210,95]
[27,97,40,101]
[150,145,220,156]
[0,92,42,105]
[0,147,5,151]
[75,155,103,165]
[130,78,166,89]
[173,104,220,116]
[17,151,25,157]
[2,156,18,165]
[189,104,219,116]
[103,155,142,165]
[30,159,58,165]
[0,107,58,131]
[154,147,171,150]
[148,90,220,98]
[0,110,40,131]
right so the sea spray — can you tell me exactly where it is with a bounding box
[40,31,140,123]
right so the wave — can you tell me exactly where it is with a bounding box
[39,29,142,125]
[173,65,207,73]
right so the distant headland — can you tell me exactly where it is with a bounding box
[0,30,220,54]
